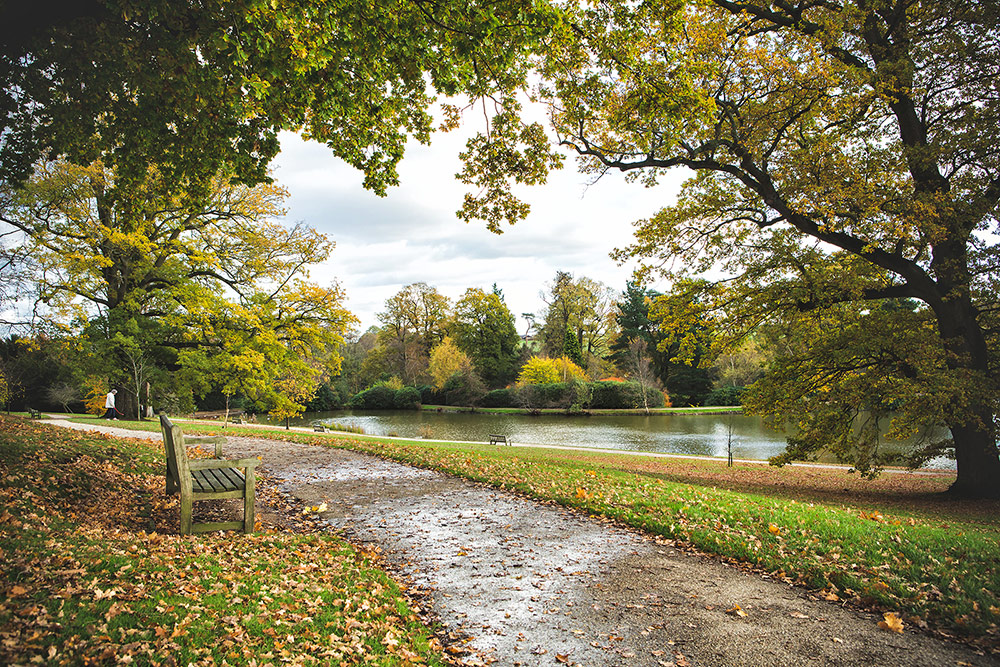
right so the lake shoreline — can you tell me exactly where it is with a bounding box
[419,404,744,416]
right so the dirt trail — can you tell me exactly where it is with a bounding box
[51,417,999,667]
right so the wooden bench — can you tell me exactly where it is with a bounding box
[159,414,257,535]
[27,408,43,419]
[313,423,327,432]
[230,417,243,424]
[489,434,510,446]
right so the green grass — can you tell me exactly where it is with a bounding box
[63,414,1000,644]
[0,417,446,666]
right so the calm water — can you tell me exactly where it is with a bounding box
[278,410,955,469]
[291,410,787,459]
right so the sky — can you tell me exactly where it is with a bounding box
[271,127,686,336]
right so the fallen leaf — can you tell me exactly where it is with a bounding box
[768,523,780,535]
[878,612,904,634]
[789,611,809,619]
[555,654,570,664]
[726,604,748,618]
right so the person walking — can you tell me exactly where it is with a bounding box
[103,389,119,420]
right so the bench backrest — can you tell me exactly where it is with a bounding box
[160,414,189,489]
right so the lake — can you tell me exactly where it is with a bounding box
[276,409,956,470]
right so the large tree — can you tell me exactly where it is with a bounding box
[537,271,617,366]
[453,286,521,387]
[1,161,354,417]
[376,283,452,385]
[461,0,1000,496]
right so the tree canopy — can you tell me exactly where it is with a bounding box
[0,0,556,197]
[461,0,1000,496]
[1,160,354,417]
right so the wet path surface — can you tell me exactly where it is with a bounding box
[52,418,998,666]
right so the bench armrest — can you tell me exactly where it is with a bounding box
[188,458,258,472]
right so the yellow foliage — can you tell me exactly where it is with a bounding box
[518,356,587,385]
[83,377,108,415]
[429,338,471,390]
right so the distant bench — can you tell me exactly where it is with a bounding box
[159,414,257,535]
[28,408,43,419]
[489,434,510,446]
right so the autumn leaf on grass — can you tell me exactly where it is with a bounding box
[576,487,594,501]
[726,604,748,618]
[878,612,904,633]
[768,523,780,535]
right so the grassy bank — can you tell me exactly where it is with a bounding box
[0,416,446,666]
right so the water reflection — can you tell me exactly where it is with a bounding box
[289,410,787,459]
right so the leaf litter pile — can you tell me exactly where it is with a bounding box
[0,416,446,666]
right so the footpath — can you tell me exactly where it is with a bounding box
[50,416,998,667]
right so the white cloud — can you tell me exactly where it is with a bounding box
[272,129,684,334]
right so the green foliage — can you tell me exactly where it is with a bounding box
[563,326,584,367]
[306,383,343,412]
[349,384,422,411]
[534,272,616,365]
[460,0,1000,494]
[442,367,487,408]
[393,387,422,410]
[704,386,745,407]
[452,287,522,387]
[1,0,556,196]
[481,388,517,408]
[589,381,665,410]
[3,162,356,422]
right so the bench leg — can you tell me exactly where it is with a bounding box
[180,494,193,535]
[243,470,256,534]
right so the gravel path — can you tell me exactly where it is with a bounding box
[51,417,998,667]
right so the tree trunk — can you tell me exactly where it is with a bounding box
[932,292,999,498]
[947,407,1000,499]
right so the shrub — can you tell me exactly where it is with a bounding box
[442,368,487,407]
[393,386,422,410]
[349,384,396,409]
[704,385,745,406]
[481,388,516,408]
[589,381,665,409]
[517,356,587,385]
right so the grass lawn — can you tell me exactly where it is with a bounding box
[47,415,1000,650]
[0,416,447,666]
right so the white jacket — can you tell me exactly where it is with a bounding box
[105,392,116,409]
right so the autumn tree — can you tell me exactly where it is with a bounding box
[537,272,617,369]
[518,356,587,385]
[452,286,521,387]
[377,283,452,385]
[461,0,1000,497]
[1,161,355,417]
[429,337,472,390]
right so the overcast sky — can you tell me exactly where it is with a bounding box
[271,128,686,336]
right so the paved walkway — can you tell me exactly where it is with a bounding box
[50,417,997,667]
